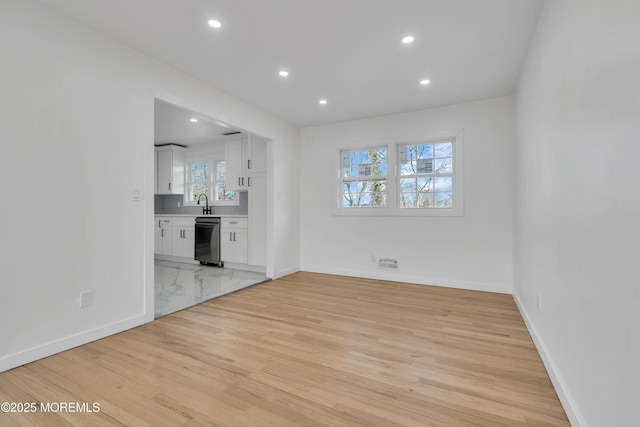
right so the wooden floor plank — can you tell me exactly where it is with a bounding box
[0,272,568,426]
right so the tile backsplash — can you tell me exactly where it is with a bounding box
[155,193,248,215]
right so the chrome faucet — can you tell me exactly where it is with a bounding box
[197,193,212,215]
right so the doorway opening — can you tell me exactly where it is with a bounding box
[152,98,269,318]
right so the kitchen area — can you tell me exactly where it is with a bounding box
[153,99,268,317]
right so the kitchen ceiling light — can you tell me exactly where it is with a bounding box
[420,79,431,85]
[190,118,198,123]
[402,35,415,44]
[318,99,328,105]
[208,19,222,29]
[279,70,289,77]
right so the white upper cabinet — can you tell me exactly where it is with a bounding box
[155,144,185,195]
[246,136,266,174]
[225,139,245,191]
[225,135,266,190]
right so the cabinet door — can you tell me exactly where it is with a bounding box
[220,227,248,264]
[160,218,173,255]
[171,147,185,195]
[233,229,248,264]
[225,140,245,190]
[154,217,163,254]
[220,228,235,262]
[154,151,158,194]
[156,149,173,194]
[172,227,194,258]
[156,146,185,194]
[248,174,266,267]
[247,136,266,174]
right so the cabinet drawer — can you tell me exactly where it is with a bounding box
[172,217,195,227]
[221,218,247,228]
[155,217,172,228]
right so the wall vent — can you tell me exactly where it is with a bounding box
[378,257,399,270]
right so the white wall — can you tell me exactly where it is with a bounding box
[0,0,299,372]
[300,97,514,293]
[514,1,640,425]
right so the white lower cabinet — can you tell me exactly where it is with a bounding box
[221,217,248,264]
[154,217,173,256]
[172,218,195,259]
[155,216,250,266]
[154,216,194,258]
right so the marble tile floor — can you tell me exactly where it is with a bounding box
[154,259,268,318]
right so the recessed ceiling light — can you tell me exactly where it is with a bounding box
[420,79,431,85]
[402,35,415,44]
[279,70,289,77]
[208,19,221,29]
[318,99,328,105]
[190,118,198,123]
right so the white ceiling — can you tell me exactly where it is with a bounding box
[36,0,544,127]
[154,99,241,146]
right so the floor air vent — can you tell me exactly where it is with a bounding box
[378,257,399,270]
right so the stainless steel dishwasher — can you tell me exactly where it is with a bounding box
[194,217,223,266]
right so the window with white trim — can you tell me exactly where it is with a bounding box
[398,140,454,209]
[185,158,237,206]
[336,132,463,216]
[340,147,387,208]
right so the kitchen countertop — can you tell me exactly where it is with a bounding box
[154,214,247,218]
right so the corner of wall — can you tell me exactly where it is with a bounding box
[512,291,584,427]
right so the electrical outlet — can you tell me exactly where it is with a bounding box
[537,292,542,311]
[80,290,93,308]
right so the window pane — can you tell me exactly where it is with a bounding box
[434,192,453,208]
[400,161,415,175]
[216,162,225,181]
[343,179,386,207]
[189,162,209,202]
[191,163,208,182]
[418,192,434,208]
[400,192,417,208]
[416,177,433,192]
[434,142,453,158]
[434,176,452,192]
[433,158,452,173]
[415,144,434,159]
[192,186,207,202]
[400,178,416,193]
[341,148,387,178]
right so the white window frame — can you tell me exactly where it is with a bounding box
[184,157,239,207]
[339,146,388,209]
[334,130,463,217]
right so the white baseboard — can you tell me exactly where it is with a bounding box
[155,254,199,264]
[0,315,145,373]
[274,265,299,279]
[512,293,583,427]
[155,256,267,274]
[300,265,512,294]
[223,261,266,274]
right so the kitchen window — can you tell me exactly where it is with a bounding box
[185,159,237,206]
[336,131,463,216]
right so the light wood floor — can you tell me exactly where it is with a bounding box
[0,272,568,426]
